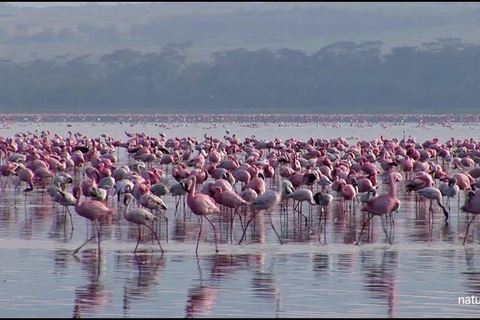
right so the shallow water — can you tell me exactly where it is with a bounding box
[1,119,480,317]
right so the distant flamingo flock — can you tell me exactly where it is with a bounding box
[2,121,480,255]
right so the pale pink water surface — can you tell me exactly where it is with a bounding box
[0,118,479,317]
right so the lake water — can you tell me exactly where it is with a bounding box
[1,119,480,318]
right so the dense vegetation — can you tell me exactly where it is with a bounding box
[0,37,478,114]
[0,3,479,114]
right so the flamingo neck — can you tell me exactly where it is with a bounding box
[389,173,396,197]
[189,177,197,195]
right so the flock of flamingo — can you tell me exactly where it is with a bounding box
[1,124,480,255]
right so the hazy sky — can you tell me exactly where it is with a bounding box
[6,2,149,7]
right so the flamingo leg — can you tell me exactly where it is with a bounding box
[134,225,141,253]
[317,206,324,242]
[95,222,101,256]
[381,215,393,245]
[204,215,219,253]
[293,201,308,226]
[239,209,257,245]
[174,196,180,215]
[146,224,164,253]
[356,214,375,245]
[266,209,283,245]
[230,208,237,244]
[66,207,74,231]
[72,235,96,255]
[195,216,204,253]
[463,215,477,245]
[157,211,169,243]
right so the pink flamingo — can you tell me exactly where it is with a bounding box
[239,186,258,203]
[16,167,34,193]
[123,193,164,254]
[169,180,188,215]
[244,175,266,196]
[356,172,401,245]
[138,192,169,241]
[453,172,473,201]
[338,179,358,212]
[238,189,283,245]
[313,190,334,241]
[360,161,379,176]
[399,157,413,179]
[232,169,251,187]
[33,167,54,191]
[211,186,248,242]
[354,175,377,193]
[53,189,76,231]
[287,188,315,225]
[71,151,85,174]
[440,176,459,210]
[416,186,449,224]
[71,185,115,255]
[461,191,480,244]
[185,175,220,253]
[0,162,18,189]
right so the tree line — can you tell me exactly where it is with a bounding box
[0,37,479,114]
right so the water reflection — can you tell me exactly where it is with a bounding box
[53,249,74,276]
[338,253,356,273]
[0,197,21,238]
[242,212,266,244]
[172,217,187,241]
[4,122,480,317]
[312,253,330,279]
[331,202,358,244]
[120,254,166,317]
[72,249,110,318]
[22,201,54,240]
[250,254,282,317]
[185,256,219,318]
[208,253,247,284]
[360,250,398,318]
[49,210,74,242]
[185,253,283,318]
[462,247,480,296]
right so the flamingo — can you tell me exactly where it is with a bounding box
[416,186,449,224]
[185,175,220,253]
[113,179,134,206]
[211,186,248,242]
[239,186,258,203]
[317,175,332,191]
[287,188,315,226]
[313,191,333,232]
[88,186,108,202]
[169,180,188,214]
[244,175,266,196]
[0,162,19,189]
[313,191,333,213]
[71,185,115,255]
[16,166,34,193]
[280,179,295,210]
[238,189,283,245]
[138,192,169,241]
[359,188,377,206]
[53,173,74,190]
[356,172,401,245]
[150,182,169,198]
[122,193,164,254]
[338,179,358,212]
[439,177,459,211]
[461,190,480,244]
[53,189,77,231]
